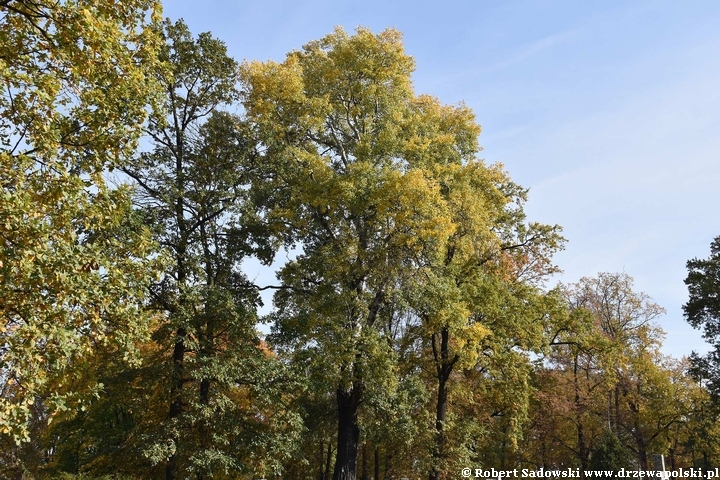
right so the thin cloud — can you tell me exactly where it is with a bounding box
[486,29,582,72]
[417,29,582,92]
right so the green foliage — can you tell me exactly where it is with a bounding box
[243,26,478,480]
[51,475,138,480]
[685,236,720,399]
[589,430,635,473]
[524,273,710,473]
[3,13,720,480]
[0,0,164,450]
[120,19,301,479]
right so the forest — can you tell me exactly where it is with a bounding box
[2,1,720,479]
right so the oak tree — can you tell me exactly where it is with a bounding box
[124,20,299,479]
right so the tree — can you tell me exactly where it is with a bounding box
[684,236,720,400]
[403,160,565,479]
[589,430,634,473]
[527,273,682,472]
[242,27,473,480]
[123,20,300,479]
[242,26,570,480]
[530,319,614,473]
[0,0,164,453]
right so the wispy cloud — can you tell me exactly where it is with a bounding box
[487,29,582,72]
[416,28,582,93]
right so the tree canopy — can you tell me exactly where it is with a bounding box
[0,0,164,447]
[1,9,718,480]
[685,237,720,399]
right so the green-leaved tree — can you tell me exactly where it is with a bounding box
[0,0,164,471]
[123,20,300,479]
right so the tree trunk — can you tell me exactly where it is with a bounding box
[430,327,457,480]
[383,452,393,480]
[326,443,334,480]
[334,387,361,480]
[166,143,187,480]
[574,356,589,475]
[318,442,327,480]
[166,260,187,480]
[166,327,186,480]
[374,445,380,480]
[361,443,369,480]
[430,376,448,480]
[614,384,621,436]
[634,414,648,469]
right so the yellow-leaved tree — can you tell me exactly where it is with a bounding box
[242,27,457,480]
[242,26,565,480]
[0,0,165,468]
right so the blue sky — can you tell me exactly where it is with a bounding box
[162,0,720,358]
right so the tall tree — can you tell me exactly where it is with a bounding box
[530,319,614,473]
[529,273,674,471]
[242,27,465,480]
[0,0,164,456]
[124,20,298,479]
[403,157,565,480]
[684,236,720,400]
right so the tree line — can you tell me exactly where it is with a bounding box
[1,2,719,479]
